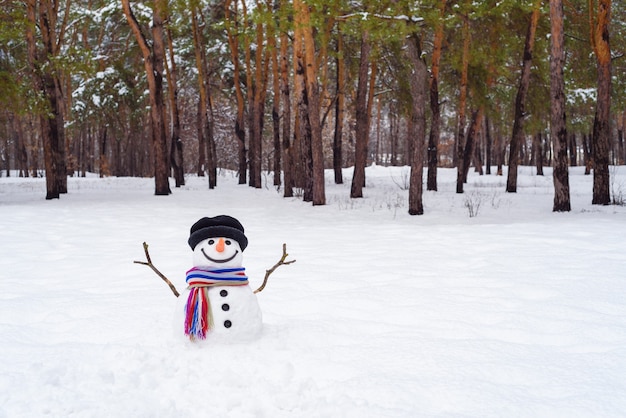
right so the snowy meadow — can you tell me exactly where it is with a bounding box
[1,165,626,417]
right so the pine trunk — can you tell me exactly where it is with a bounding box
[455,13,470,194]
[592,0,611,205]
[406,33,427,216]
[280,25,293,197]
[550,0,571,211]
[427,0,446,191]
[485,116,492,175]
[123,0,171,195]
[507,1,540,193]
[350,31,371,199]
[165,25,184,187]
[26,0,67,199]
[462,108,485,183]
[333,32,345,185]
[250,18,268,189]
[295,0,325,205]
[270,29,281,187]
[534,132,544,175]
[224,0,247,185]
[292,7,312,201]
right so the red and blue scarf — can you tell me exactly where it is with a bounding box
[184,267,248,340]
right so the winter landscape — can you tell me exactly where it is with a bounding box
[1,165,626,417]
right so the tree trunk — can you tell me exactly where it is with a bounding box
[225,0,247,184]
[279,21,293,197]
[26,0,68,199]
[406,33,427,216]
[333,31,345,184]
[206,82,217,189]
[249,13,268,189]
[618,112,625,165]
[122,0,171,195]
[196,100,206,176]
[455,12,470,194]
[350,31,371,199]
[485,116,492,175]
[569,133,578,166]
[582,133,592,174]
[295,0,325,205]
[192,5,211,183]
[292,5,312,201]
[550,0,571,211]
[165,23,184,187]
[427,0,446,191]
[269,25,281,187]
[462,108,485,183]
[592,0,611,205]
[535,132,544,175]
[507,0,541,193]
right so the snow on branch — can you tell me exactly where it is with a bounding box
[336,11,423,24]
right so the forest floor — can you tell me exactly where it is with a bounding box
[1,165,626,417]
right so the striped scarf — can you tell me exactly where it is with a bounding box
[184,266,248,340]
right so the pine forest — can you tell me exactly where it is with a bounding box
[0,0,624,213]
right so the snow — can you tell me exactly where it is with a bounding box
[1,165,626,417]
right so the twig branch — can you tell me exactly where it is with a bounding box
[134,242,180,297]
[254,243,295,294]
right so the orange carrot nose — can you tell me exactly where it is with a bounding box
[216,238,225,252]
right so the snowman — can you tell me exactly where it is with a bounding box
[182,215,263,341]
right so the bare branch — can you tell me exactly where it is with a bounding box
[134,242,180,297]
[254,243,295,294]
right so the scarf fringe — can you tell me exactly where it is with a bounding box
[184,287,214,340]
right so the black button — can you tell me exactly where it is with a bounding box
[224,320,232,328]
[220,290,228,297]
[222,304,230,311]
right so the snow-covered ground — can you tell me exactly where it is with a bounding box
[1,165,625,417]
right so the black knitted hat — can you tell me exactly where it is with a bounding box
[188,215,248,251]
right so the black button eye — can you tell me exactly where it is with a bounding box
[208,239,215,245]
[225,240,231,245]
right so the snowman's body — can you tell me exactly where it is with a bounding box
[181,218,263,342]
[188,285,262,338]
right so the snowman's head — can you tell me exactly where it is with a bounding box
[192,237,244,268]
[188,215,248,268]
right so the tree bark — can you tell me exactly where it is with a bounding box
[269,23,281,187]
[550,0,571,211]
[569,133,578,166]
[279,19,293,197]
[427,0,447,191]
[350,31,371,199]
[292,4,312,201]
[249,10,268,189]
[224,0,247,184]
[26,0,68,199]
[406,33,427,216]
[462,108,485,183]
[165,22,184,187]
[534,132,544,175]
[122,0,171,195]
[455,12,470,194]
[191,5,212,184]
[591,0,611,205]
[506,0,541,193]
[485,116,492,175]
[333,31,345,185]
[618,111,625,165]
[296,0,325,205]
